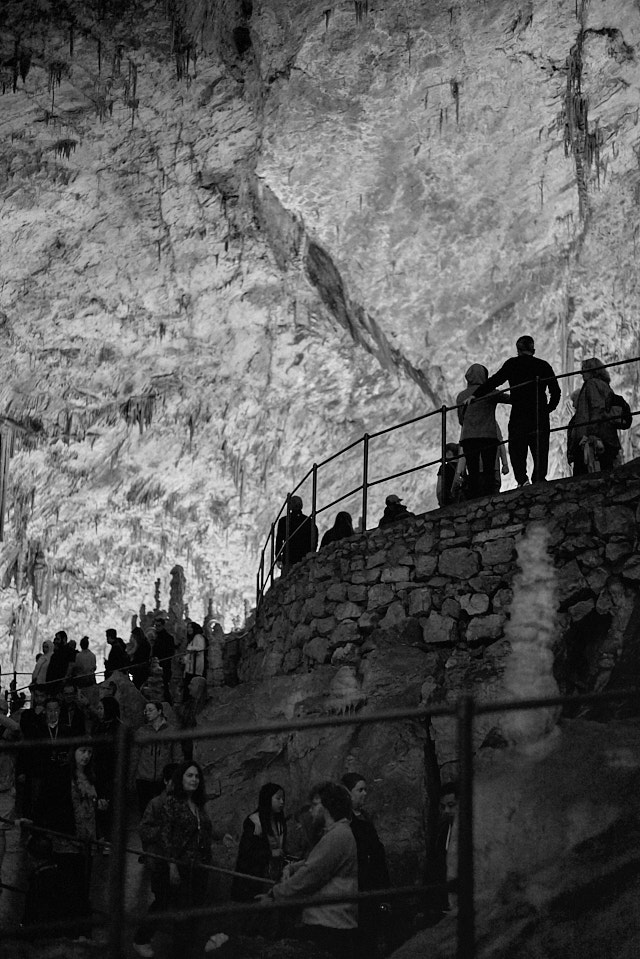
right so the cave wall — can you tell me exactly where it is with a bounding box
[2,0,640,675]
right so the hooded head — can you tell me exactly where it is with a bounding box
[581,356,610,383]
[465,364,488,386]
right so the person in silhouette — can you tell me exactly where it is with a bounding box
[470,335,560,486]
[275,496,318,573]
[104,629,129,679]
[378,494,414,527]
[456,364,511,499]
[321,512,355,548]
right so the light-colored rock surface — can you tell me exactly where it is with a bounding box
[1,0,640,674]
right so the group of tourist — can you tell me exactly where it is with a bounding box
[4,661,414,959]
[274,337,632,568]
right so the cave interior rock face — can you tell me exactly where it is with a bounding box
[1,0,640,672]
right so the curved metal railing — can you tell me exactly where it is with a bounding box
[256,355,640,607]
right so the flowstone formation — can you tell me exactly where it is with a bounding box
[1,0,640,672]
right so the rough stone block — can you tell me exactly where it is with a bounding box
[303,636,329,664]
[352,569,381,585]
[358,610,380,631]
[468,573,504,594]
[380,601,407,628]
[415,530,436,553]
[313,616,337,636]
[290,623,312,647]
[367,584,395,609]
[605,540,633,563]
[556,560,591,609]
[408,587,432,616]
[327,583,347,602]
[381,566,411,583]
[622,557,640,582]
[459,593,490,616]
[415,555,438,579]
[422,612,457,644]
[438,547,479,579]
[492,587,513,612]
[335,601,363,621]
[466,614,504,644]
[441,598,461,619]
[366,550,388,568]
[347,584,368,603]
[283,649,302,672]
[585,568,608,593]
[480,537,515,567]
[568,598,595,621]
[327,621,361,648]
[593,505,636,539]
[331,644,360,665]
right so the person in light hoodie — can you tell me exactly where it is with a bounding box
[260,781,358,959]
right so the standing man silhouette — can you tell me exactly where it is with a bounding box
[472,335,561,486]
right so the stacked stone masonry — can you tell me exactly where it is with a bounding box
[239,462,640,706]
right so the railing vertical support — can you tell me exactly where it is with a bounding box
[456,694,475,959]
[284,493,291,572]
[270,523,275,587]
[259,553,264,597]
[441,405,447,495]
[311,464,318,531]
[361,434,369,532]
[107,722,133,959]
[256,571,260,609]
[535,375,540,483]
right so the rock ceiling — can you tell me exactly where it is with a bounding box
[0,0,639,669]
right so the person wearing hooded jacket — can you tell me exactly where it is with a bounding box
[570,357,621,473]
[456,364,511,499]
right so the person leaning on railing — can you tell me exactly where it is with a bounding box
[470,335,561,487]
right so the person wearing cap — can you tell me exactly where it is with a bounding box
[275,495,319,574]
[378,494,414,527]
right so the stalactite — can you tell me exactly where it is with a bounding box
[120,393,156,435]
[0,425,16,543]
[53,138,77,160]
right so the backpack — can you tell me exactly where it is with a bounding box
[606,392,633,430]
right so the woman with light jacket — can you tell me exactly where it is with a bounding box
[135,701,181,816]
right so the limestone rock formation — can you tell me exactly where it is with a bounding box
[1,0,640,678]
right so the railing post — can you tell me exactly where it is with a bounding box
[260,553,264,597]
[441,405,447,497]
[284,493,291,572]
[311,464,318,531]
[256,571,260,609]
[535,375,540,483]
[107,722,133,959]
[456,694,475,959]
[362,433,369,532]
[270,522,275,585]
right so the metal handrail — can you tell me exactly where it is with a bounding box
[3,684,639,955]
[257,354,640,607]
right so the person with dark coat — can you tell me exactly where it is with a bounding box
[321,512,354,549]
[152,617,176,704]
[341,773,391,959]
[93,696,123,846]
[378,494,414,527]
[128,626,152,689]
[471,335,561,486]
[59,681,87,737]
[46,631,73,692]
[570,357,621,474]
[104,629,129,679]
[276,495,318,573]
[232,782,287,902]
[160,761,215,959]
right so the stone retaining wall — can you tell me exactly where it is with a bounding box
[239,461,640,708]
